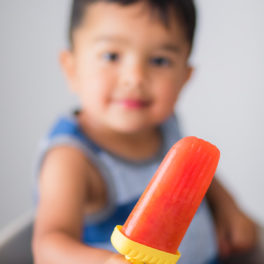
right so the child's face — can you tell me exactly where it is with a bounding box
[61,2,192,133]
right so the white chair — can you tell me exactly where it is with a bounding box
[0,212,33,264]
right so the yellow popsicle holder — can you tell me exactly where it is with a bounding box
[111,225,181,264]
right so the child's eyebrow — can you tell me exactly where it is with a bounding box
[157,44,181,54]
[93,35,129,44]
[93,35,181,53]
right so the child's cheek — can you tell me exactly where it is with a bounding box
[153,77,179,101]
[154,83,180,115]
[94,67,117,93]
[82,69,117,108]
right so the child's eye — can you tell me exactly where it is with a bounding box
[102,52,119,62]
[150,57,172,67]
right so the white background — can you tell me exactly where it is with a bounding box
[0,0,263,230]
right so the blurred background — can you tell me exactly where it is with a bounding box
[0,0,263,232]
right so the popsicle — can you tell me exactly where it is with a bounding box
[111,136,220,264]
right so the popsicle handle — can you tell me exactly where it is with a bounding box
[125,256,144,264]
[111,226,181,264]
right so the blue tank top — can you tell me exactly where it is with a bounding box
[35,111,219,264]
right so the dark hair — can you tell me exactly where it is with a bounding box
[69,0,196,48]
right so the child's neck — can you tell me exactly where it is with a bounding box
[77,111,162,162]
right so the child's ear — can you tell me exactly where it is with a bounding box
[59,50,77,91]
[177,65,194,97]
[184,65,194,84]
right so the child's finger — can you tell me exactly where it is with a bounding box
[216,224,232,257]
[229,217,258,253]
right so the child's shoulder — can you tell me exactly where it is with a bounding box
[37,111,108,211]
[41,111,101,158]
[35,144,108,249]
[40,144,106,201]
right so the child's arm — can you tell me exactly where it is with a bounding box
[32,146,129,264]
[206,178,258,258]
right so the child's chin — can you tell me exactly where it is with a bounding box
[108,119,149,134]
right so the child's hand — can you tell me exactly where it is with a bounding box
[207,178,258,258]
[215,202,258,258]
[104,253,132,264]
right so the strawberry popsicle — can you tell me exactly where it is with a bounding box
[111,136,220,264]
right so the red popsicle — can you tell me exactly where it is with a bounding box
[121,136,220,254]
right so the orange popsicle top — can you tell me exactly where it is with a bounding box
[121,136,220,254]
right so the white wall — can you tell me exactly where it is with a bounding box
[0,0,75,228]
[0,0,263,230]
[178,0,264,224]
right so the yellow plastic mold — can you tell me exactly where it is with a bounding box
[111,225,181,264]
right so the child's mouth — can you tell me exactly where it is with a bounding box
[114,99,151,109]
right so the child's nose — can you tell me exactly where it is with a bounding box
[119,61,147,90]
